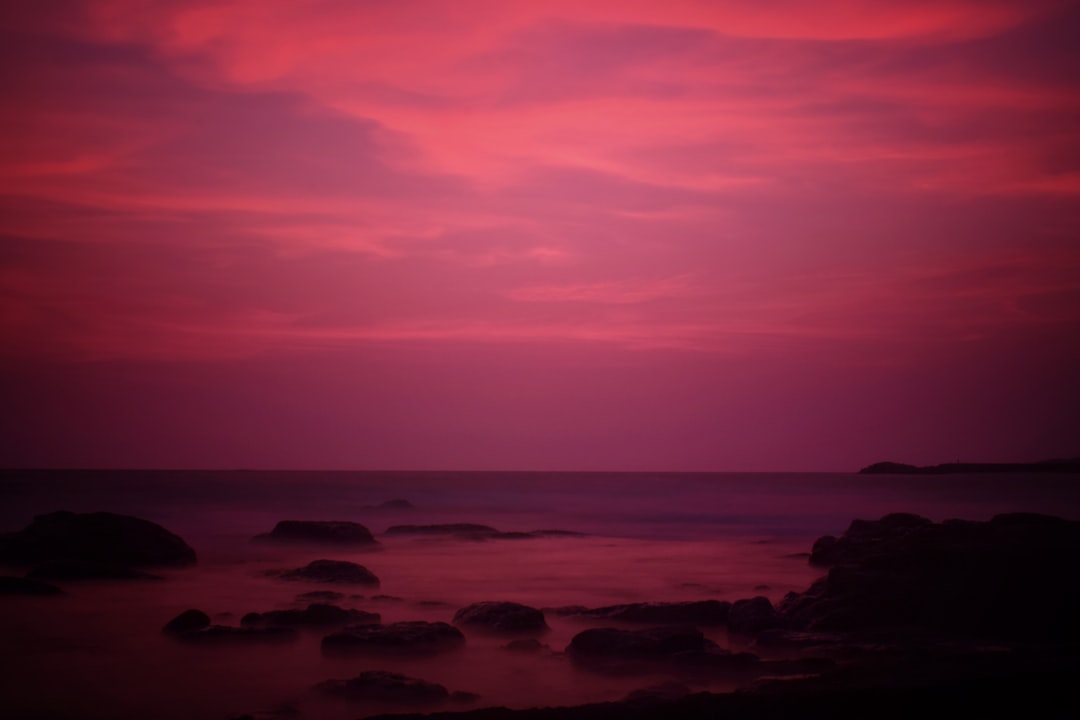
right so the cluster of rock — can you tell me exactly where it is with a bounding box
[0,511,197,594]
[269,559,381,586]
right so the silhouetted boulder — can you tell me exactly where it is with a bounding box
[728,596,782,636]
[27,560,161,581]
[321,621,465,657]
[274,559,380,586]
[241,603,379,628]
[0,575,62,596]
[253,520,377,546]
[162,609,211,635]
[453,601,548,635]
[552,600,731,626]
[566,626,717,673]
[0,511,196,567]
[315,670,449,705]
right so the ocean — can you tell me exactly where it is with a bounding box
[2,469,1079,719]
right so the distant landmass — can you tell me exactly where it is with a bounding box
[859,459,1080,474]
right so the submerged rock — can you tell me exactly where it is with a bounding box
[253,520,378,546]
[553,600,731,626]
[453,601,549,635]
[275,559,380,586]
[315,670,449,705]
[0,575,63,596]
[321,621,465,657]
[241,603,380,627]
[162,609,211,635]
[0,511,196,567]
[728,596,783,636]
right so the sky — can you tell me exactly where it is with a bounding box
[2,0,1079,471]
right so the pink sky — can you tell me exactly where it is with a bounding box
[2,0,1079,470]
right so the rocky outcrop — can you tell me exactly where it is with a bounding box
[727,596,782,636]
[253,520,377,546]
[565,626,719,673]
[273,559,380,586]
[453,601,548,635]
[551,600,730,626]
[315,670,450,705]
[0,511,196,567]
[162,609,211,635]
[783,512,1080,642]
[321,621,465,657]
[241,603,379,627]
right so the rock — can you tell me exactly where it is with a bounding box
[241,603,380,627]
[786,513,1080,642]
[0,575,63,596]
[275,559,380,586]
[384,524,500,538]
[552,600,731,626]
[566,626,717,673]
[26,561,162,581]
[296,590,345,602]
[175,625,298,644]
[163,609,211,635]
[253,520,377,546]
[728,596,782,636]
[0,511,196,567]
[453,601,548,635]
[315,670,449,705]
[321,621,465,657]
[624,682,692,704]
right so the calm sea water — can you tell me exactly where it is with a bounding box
[2,470,1079,719]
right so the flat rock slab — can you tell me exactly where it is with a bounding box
[272,559,380,586]
[253,520,378,546]
[454,601,549,635]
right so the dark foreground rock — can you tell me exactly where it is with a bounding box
[0,575,63,595]
[566,626,724,674]
[0,511,196,567]
[322,621,465,657]
[552,601,730,626]
[453,601,548,635]
[253,520,378,546]
[785,512,1080,641]
[163,609,211,635]
[242,603,380,627]
[315,670,450,705]
[274,559,380,586]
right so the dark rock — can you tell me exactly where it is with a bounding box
[275,559,380,586]
[787,513,1080,642]
[623,682,692,704]
[371,594,404,602]
[728,596,782,636]
[322,621,465,657]
[27,560,162,581]
[0,511,196,567]
[315,670,449,705]
[566,626,717,673]
[553,600,731,626]
[175,625,298,644]
[241,603,380,627]
[453,601,548,635]
[0,575,63,596]
[253,520,377,546]
[163,609,211,635]
[504,638,546,653]
[296,590,345,602]
[384,524,500,538]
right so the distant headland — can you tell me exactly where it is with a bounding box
[859,459,1080,474]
